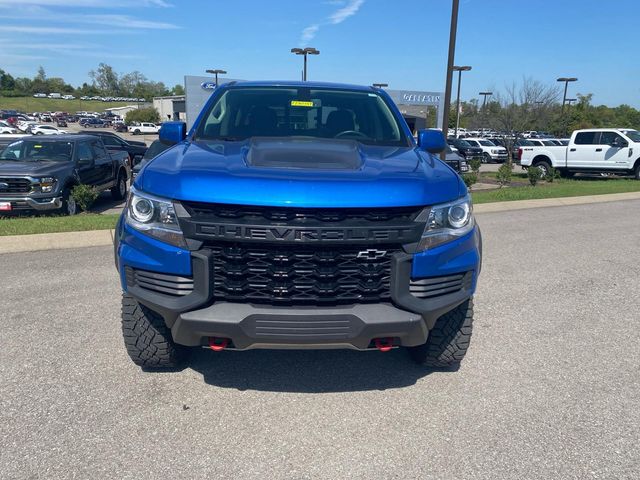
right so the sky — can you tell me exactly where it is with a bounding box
[0,0,638,107]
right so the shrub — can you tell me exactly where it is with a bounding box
[125,107,160,125]
[545,167,559,183]
[496,163,513,187]
[528,167,541,186]
[469,158,481,174]
[71,184,99,212]
[462,173,477,189]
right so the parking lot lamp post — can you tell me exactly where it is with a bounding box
[372,83,388,89]
[441,0,460,159]
[206,69,227,87]
[479,91,492,110]
[453,65,472,138]
[291,47,319,81]
[557,77,578,113]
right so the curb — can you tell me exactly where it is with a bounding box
[0,229,114,254]
[473,191,640,213]
[1,191,640,254]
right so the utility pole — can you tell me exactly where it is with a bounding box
[440,0,460,160]
[453,65,472,138]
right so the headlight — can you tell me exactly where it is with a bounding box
[38,177,56,193]
[125,187,186,247]
[417,195,474,251]
[491,149,499,154]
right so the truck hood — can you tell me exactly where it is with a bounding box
[0,160,70,176]
[138,138,464,208]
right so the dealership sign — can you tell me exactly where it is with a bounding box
[387,90,443,106]
[201,82,217,90]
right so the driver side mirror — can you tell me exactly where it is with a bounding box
[159,121,187,146]
[612,138,628,148]
[417,129,446,154]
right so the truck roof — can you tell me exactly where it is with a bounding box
[223,80,376,92]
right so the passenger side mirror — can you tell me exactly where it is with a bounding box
[159,121,187,146]
[417,129,446,154]
[612,138,628,148]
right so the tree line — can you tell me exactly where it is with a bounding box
[450,78,640,135]
[0,63,184,100]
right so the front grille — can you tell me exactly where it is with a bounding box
[409,272,471,299]
[0,177,32,194]
[209,244,398,306]
[125,267,194,297]
[182,202,421,224]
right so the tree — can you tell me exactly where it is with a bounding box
[119,71,147,96]
[0,69,16,90]
[35,66,46,82]
[489,78,559,163]
[89,63,119,95]
[172,84,185,96]
[125,107,160,124]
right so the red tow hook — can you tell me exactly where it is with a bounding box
[374,338,394,352]
[208,337,229,351]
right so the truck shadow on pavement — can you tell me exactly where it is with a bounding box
[187,348,455,393]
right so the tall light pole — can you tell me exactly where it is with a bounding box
[557,77,577,113]
[441,0,460,159]
[372,83,388,89]
[479,91,493,109]
[291,47,319,81]
[566,98,577,109]
[453,65,472,138]
[206,69,227,87]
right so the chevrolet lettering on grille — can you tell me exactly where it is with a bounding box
[195,224,419,243]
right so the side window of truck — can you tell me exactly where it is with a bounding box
[574,132,598,145]
[76,142,94,163]
[91,141,109,164]
[598,132,622,146]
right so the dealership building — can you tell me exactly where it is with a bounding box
[154,76,445,131]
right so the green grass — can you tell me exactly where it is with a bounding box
[0,214,119,236]
[472,177,640,204]
[0,96,137,113]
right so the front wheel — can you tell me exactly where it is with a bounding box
[634,162,640,180]
[121,294,189,369]
[408,299,474,368]
[111,172,127,200]
[133,129,141,135]
[61,188,78,216]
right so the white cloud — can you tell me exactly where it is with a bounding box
[328,0,365,24]
[299,0,365,45]
[0,0,171,7]
[0,25,129,34]
[301,24,319,43]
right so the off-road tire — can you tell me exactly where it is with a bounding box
[408,299,474,368]
[111,172,127,200]
[121,294,189,369]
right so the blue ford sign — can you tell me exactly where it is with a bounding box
[200,82,217,90]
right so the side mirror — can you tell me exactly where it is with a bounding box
[159,121,187,146]
[612,138,628,148]
[417,129,446,154]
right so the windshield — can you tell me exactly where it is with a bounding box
[479,140,495,146]
[195,86,408,147]
[0,140,73,162]
[454,140,471,147]
[623,130,640,142]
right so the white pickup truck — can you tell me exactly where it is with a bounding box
[128,122,160,135]
[519,128,640,179]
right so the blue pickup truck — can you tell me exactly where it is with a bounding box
[114,81,481,370]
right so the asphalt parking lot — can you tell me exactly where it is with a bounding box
[2,200,639,479]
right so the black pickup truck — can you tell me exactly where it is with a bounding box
[78,130,147,167]
[0,134,129,215]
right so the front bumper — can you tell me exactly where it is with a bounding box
[116,218,481,350]
[0,196,62,211]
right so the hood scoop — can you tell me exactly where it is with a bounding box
[244,137,363,171]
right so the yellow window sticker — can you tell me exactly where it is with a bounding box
[291,100,314,107]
